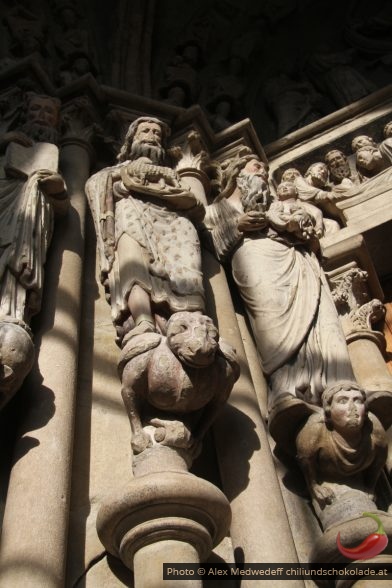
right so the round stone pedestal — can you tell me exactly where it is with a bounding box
[96,469,231,586]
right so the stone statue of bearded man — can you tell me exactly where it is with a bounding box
[85,117,206,345]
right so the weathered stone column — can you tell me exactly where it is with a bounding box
[328,266,392,429]
[203,249,304,588]
[0,97,96,587]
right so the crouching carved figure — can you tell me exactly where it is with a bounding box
[296,381,388,530]
[118,311,239,461]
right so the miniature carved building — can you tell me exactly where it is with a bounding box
[1,2,392,587]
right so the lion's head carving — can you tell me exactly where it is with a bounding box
[166,312,219,368]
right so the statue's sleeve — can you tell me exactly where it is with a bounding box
[85,166,116,282]
[201,199,243,263]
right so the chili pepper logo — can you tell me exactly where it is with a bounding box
[336,512,388,560]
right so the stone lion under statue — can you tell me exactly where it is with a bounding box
[118,311,239,456]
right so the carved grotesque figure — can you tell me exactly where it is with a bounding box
[118,311,239,455]
[296,382,387,511]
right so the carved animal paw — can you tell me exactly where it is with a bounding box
[149,418,193,449]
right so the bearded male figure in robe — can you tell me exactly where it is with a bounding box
[0,92,68,408]
[85,117,206,345]
[202,153,355,416]
[0,92,68,323]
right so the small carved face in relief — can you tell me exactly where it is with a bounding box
[325,150,351,180]
[166,312,219,368]
[356,146,383,171]
[277,181,297,201]
[329,388,366,432]
[243,158,268,180]
[305,162,329,187]
[351,135,377,153]
[384,122,392,139]
[134,122,163,147]
[27,96,59,128]
[281,168,301,182]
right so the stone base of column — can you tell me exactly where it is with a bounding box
[96,466,231,581]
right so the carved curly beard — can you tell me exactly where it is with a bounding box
[237,170,271,212]
[129,140,165,165]
[19,122,59,144]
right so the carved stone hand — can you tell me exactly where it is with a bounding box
[312,483,335,509]
[237,211,267,232]
[37,171,66,196]
[0,131,33,150]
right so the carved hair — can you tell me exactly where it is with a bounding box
[384,121,392,139]
[281,168,301,182]
[305,161,328,178]
[117,117,171,163]
[215,148,268,201]
[351,135,376,153]
[324,149,348,165]
[322,381,367,425]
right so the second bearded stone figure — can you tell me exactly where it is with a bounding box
[86,117,239,460]
[203,152,355,412]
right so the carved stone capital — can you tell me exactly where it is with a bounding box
[345,299,386,350]
[60,96,100,155]
[96,470,231,570]
[175,131,218,194]
[330,267,369,315]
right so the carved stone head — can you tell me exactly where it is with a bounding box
[117,117,170,164]
[25,92,61,129]
[217,151,269,207]
[325,149,351,182]
[351,135,377,153]
[356,145,383,172]
[322,381,367,434]
[166,311,219,368]
[276,181,298,201]
[20,92,61,143]
[305,162,329,188]
[281,168,301,183]
[384,121,392,139]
